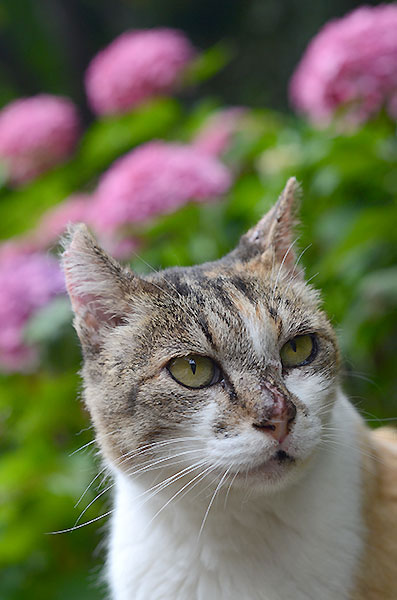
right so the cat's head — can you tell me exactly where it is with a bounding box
[63,178,340,493]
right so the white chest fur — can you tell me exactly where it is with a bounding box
[108,396,364,600]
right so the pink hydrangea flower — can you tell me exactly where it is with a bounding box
[0,249,65,371]
[35,193,139,259]
[85,28,195,115]
[290,4,397,125]
[98,234,140,260]
[91,141,232,231]
[193,108,247,156]
[34,193,140,260]
[0,95,80,185]
[37,194,94,246]
[0,238,40,262]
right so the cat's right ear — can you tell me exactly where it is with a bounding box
[62,224,151,353]
[230,177,302,276]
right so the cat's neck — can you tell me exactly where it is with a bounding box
[108,390,366,600]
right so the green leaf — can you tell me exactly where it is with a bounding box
[182,43,233,85]
[78,97,182,173]
[24,296,72,345]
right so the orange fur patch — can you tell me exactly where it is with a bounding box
[352,426,397,599]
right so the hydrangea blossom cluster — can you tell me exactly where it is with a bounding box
[0,250,65,371]
[0,95,80,185]
[85,28,195,115]
[0,27,235,372]
[193,108,247,157]
[290,4,397,125]
[36,193,139,259]
[91,141,232,231]
[37,194,93,246]
[35,140,232,248]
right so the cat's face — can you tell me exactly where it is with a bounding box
[64,179,340,493]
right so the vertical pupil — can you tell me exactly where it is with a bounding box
[290,339,297,352]
[189,358,197,375]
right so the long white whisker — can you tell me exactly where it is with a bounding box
[224,469,239,509]
[174,463,221,505]
[47,510,114,535]
[75,438,199,509]
[123,448,203,477]
[69,439,98,456]
[128,459,210,515]
[319,436,386,465]
[143,462,215,528]
[69,428,122,456]
[74,465,109,508]
[74,449,203,526]
[116,437,199,463]
[198,467,231,539]
[304,271,319,286]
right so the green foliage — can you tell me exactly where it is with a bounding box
[0,99,396,599]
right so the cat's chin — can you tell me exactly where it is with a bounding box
[229,450,310,492]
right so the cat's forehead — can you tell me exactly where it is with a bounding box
[144,259,323,349]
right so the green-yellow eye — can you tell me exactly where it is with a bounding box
[280,334,316,368]
[167,355,220,389]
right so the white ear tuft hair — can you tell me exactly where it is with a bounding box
[234,177,303,274]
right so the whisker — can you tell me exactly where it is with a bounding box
[75,449,203,527]
[69,439,97,456]
[304,271,319,286]
[46,510,114,535]
[319,435,386,466]
[364,417,397,422]
[133,459,210,510]
[74,465,109,508]
[224,469,240,509]
[69,428,121,456]
[345,371,378,386]
[123,448,203,478]
[116,436,199,463]
[174,463,221,505]
[74,483,115,527]
[198,467,231,539]
[143,462,216,528]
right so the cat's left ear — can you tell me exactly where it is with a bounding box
[233,177,302,275]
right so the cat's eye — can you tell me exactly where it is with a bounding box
[280,334,317,368]
[167,355,221,389]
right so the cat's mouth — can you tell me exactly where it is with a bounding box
[273,449,295,463]
[227,449,297,481]
[257,449,295,470]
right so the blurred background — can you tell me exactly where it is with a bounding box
[0,1,396,598]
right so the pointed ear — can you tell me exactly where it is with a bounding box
[62,224,146,353]
[233,177,302,274]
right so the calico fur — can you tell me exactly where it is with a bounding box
[63,178,397,600]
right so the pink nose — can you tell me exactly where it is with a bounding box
[252,386,296,443]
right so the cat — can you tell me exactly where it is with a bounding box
[63,178,397,600]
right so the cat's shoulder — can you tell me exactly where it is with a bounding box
[352,425,397,600]
[369,426,397,504]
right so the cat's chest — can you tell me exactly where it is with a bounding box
[108,473,363,600]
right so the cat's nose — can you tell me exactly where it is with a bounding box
[252,386,296,443]
[253,417,291,443]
